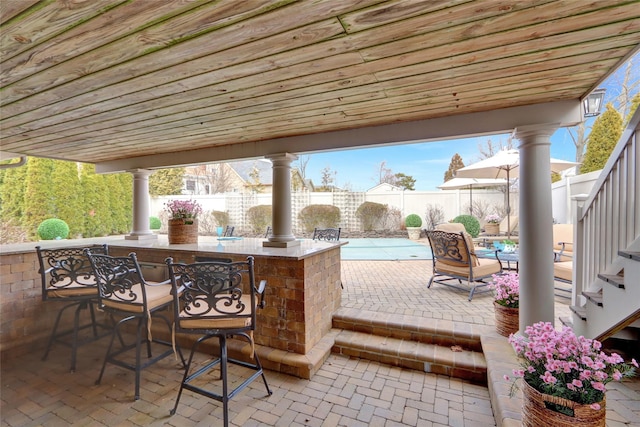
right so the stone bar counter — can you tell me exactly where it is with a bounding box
[0,235,345,378]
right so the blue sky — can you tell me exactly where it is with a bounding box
[301,53,638,192]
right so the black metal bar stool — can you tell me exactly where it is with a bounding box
[166,256,271,426]
[36,244,110,372]
[85,250,185,400]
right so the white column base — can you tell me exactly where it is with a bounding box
[125,233,158,240]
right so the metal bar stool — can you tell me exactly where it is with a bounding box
[166,256,272,426]
[36,244,110,372]
[85,250,185,400]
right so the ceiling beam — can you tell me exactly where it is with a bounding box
[96,100,581,173]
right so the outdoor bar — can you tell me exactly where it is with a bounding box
[0,236,345,379]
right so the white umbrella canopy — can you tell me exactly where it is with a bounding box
[455,149,578,179]
[438,178,508,215]
[455,149,578,236]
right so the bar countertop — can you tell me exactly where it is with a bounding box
[1,235,346,260]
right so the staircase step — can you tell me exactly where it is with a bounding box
[332,329,487,384]
[598,273,625,289]
[619,251,640,262]
[332,307,488,352]
[570,305,587,320]
[559,316,573,327]
[582,290,603,306]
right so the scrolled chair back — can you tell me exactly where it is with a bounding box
[84,250,150,310]
[166,256,262,333]
[36,244,109,299]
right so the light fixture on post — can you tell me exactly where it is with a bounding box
[583,88,606,118]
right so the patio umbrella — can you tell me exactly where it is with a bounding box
[438,177,508,215]
[455,149,578,236]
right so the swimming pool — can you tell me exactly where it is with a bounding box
[340,238,433,261]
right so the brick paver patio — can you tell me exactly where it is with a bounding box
[1,256,638,426]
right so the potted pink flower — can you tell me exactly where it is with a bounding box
[508,321,637,426]
[492,272,519,336]
[165,199,202,244]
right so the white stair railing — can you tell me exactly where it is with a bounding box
[572,108,640,337]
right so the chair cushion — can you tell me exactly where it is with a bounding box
[553,224,573,261]
[178,294,253,330]
[435,257,500,279]
[101,282,173,313]
[554,261,573,282]
[47,285,97,298]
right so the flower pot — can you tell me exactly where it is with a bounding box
[168,218,199,244]
[485,223,500,235]
[493,301,518,337]
[522,380,605,427]
[406,227,421,240]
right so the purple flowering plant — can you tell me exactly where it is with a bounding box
[485,213,502,224]
[165,199,202,224]
[507,322,637,412]
[492,272,519,308]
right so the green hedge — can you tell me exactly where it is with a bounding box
[246,205,272,234]
[356,202,387,231]
[452,214,481,237]
[298,204,341,232]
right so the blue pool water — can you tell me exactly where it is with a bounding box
[340,238,433,260]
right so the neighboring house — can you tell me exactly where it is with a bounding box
[183,160,311,194]
[367,183,403,193]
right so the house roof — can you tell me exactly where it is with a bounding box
[227,160,273,185]
[1,1,638,171]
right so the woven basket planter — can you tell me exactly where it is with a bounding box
[485,223,500,235]
[522,380,605,427]
[168,218,199,244]
[493,301,518,337]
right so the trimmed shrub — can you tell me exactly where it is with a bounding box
[452,214,481,237]
[149,216,161,230]
[211,210,230,227]
[37,218,70,240]
[298,204,341,233]
[356,202,388,231]
[246,205,272,234]
[405,214,422,227]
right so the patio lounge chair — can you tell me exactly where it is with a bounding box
[553,224,573,284]
[426,223,502,301]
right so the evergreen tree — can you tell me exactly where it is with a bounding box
[80,164,111,237]
[149,168,185,196]
[23,157,56,238]
[107,173,132,234]
[118,173,133,234]
[50,160,84,238]
[0,160,28,223]
[581,103,623,174]
[444,153,465,182]
[394,173,416,190]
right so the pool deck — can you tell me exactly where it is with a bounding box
[2,242,639,426]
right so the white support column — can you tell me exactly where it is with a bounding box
[264,153,299,248]
[515,126,558,334]
[125,169,157,240]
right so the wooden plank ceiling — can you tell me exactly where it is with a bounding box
[1,0,639,166]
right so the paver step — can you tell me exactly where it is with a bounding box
[332,307,488,352]
[582,290,603,306]
[598,272,625,289]
[332,329,487,385]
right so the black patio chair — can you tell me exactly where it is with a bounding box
[166,256,272,426]
[224,225,234,237]
[36,244,110,372]
[312,227,341,241]
[85,250,184,400]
